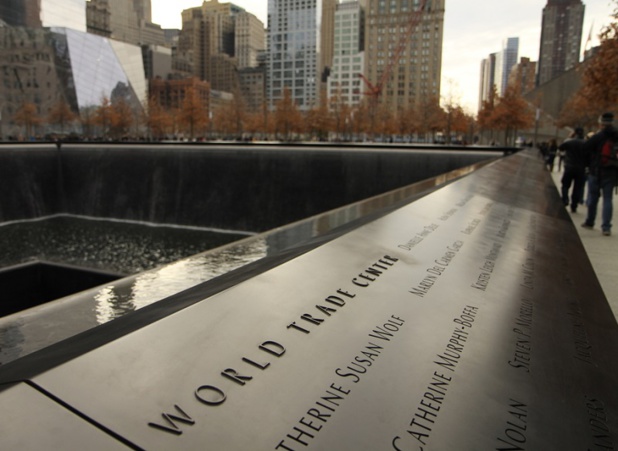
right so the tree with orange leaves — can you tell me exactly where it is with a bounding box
[13,102,41,139]
[350,101,370,140]
[306,92,331,141]
[274,88,303,141]
[79,106,97,139]
[490,85,534,145]
[374,103,397,139]
[109,98,134,139]
[477,85,498,143]
[558,94,599,130]
[396,103,419,141]
[94,97,114,137]
[449,106,472,143]
[214,93,247,139]
[580,2,618,110]
[442,80,463,144]
[418,96,445,142]
[329,89,351,141]
[145,95,172,139]
[243,110,262,140]
[179,87,209,140]
[47,99,76,134]
[559,1,618,128]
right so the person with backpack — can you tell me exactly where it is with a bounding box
[582,112,618,236]
[559,127,587,213]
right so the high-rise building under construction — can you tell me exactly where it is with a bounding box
[363,0,444,110]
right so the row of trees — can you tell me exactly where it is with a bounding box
[230,90,476,143]
[10,87,479,144]
[12,97,139,140]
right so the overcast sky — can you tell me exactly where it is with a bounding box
[151,0,614,113]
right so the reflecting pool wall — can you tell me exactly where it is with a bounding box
[0,143,500,231]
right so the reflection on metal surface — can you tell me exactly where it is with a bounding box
[94,238,268,324]
[94,286,133,325]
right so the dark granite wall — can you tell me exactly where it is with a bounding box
[0,148,62,220]
[0,145,499,232]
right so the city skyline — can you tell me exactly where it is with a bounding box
[151,0,613,113]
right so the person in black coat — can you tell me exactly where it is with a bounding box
[559,127,587,213]
[546,139,558,172]
[582,112,618,236]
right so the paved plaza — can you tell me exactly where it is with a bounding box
[550,166,618,322]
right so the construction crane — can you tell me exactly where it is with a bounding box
[358,0,428,107]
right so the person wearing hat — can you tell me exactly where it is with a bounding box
[582,112,618,236]
[559,127,587,213]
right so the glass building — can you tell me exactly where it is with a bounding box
[0,26,146,138]
[0,0,86,31]
[495,37,519,96]
[267,0,323,110]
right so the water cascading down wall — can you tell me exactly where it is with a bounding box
[0,144,499,234]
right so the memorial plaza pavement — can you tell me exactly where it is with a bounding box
[550,167,618,323]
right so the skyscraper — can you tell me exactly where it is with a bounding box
[235,11,266,70]
[179,0,264,93]
[478,53,496,109]
[494,37,519,96]
[508,57,537,95]
[87,0,165,46]
[537,0,585,86]
[0,0,86,31]
[267,0,337,110]
[180,1,238,85]
[363,0,445,110]
[327,0,365,107]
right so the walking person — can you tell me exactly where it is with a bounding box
[558,144,566,172]
[546,139,558,172]
[538,141,547,161]
[559,127,587,213]
[582,112,618,236]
